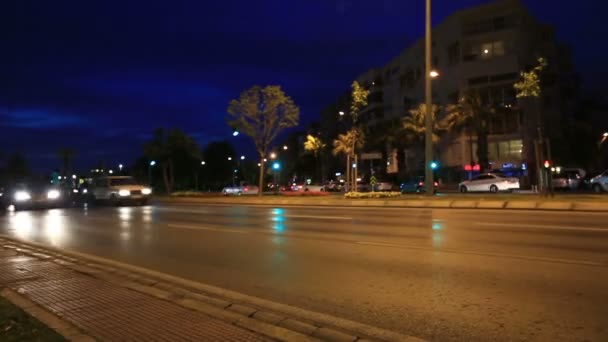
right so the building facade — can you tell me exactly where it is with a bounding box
[352,0,567,180]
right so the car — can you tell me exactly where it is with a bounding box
[459,173,520,193]
[290,184,325,192]
[400,177,438,193]
[90,176,152,205]
[372,181,394,192]
[1,180,67,211]
[589,170,608,193]
[222,183,259,195]
[552,172,582,191]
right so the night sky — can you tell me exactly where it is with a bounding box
[2,0,606,172]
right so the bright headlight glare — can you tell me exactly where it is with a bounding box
[82,189,88,194]
[142,188,152,195]
[118,189,131,197]
[47,190,61,199]
[15,191,31,201]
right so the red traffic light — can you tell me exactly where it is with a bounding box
[544,160,551,168]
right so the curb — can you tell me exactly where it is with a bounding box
[0,235,424,342]
[155,196,608,212]
[1,288,95,342]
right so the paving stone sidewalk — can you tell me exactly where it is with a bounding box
[0,247,271,341]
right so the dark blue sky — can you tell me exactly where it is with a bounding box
[2,0,606,172]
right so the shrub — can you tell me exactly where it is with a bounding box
[344,191,401,199]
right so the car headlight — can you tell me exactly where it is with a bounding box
[72,189,79,193]
[15,191,31,202]
[47,190,61,199]
[142,188,152,195]
[118,189,131,197]
[82,188,88,194]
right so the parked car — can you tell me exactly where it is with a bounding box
[401,177,438,193]
[90,176,152,205]
[222,183,259,195]
[459,173,520,193]
[552,172,582,191]
[324,181,344,192]
[372,181,394,192]
[1,180,67,210]
[590,170,608,193]
[290,184,325,192]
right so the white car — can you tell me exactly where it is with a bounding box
[91,176,152,205]
[222,183,259,195]
[590,170,608,193]
[291,184,325,192]
[459,173,520,193]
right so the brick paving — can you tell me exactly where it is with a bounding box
[0,249,270,341]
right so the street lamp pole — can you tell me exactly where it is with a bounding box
[424,0,434,196]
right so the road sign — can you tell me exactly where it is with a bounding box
[360,152,382,160]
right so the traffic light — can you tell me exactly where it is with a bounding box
[272,162,280,170]
[543,160,551,169]
[430,161,439,170]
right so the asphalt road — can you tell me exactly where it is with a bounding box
[1,204,607,341]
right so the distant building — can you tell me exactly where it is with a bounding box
[349,0,572,180]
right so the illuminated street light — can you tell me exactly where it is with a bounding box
[72,174,77,179]
[270,152,277,159]
[119,164,123,171]
[272,162,280,170]
[430,70,439,78]
[228,157,232,161]
[149,161,156,166]
[109,170,114,174]
[232,130,239,137]
[263,158,267,162]
[283,145,288,150]
[257,163,261,167]
[201,161,206,165]
[240,155,245,160]
[339,111,345,116]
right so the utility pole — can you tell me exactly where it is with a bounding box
[424,0,434,196]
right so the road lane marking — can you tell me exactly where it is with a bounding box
[356,241,402,248]
[167,224,246,234]
[354,241,606,267]
[283,214,352,220]
[476,222,608,232]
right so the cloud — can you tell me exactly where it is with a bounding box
[0,109,91,129]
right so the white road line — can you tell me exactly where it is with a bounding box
[356,241,402,248]
[476,221,608,232]
[354,241,605,267]
[283,214,352,220]
[167,224,246,234]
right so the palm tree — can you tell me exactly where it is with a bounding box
[332,129,364,192]
[303,135,326,182]
[444,90,494,170]
[402,104,444,144]
[57,148,75,177]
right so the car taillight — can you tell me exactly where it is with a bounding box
[418,182,424,186]
[433,182,438,186]
[244,187,249,192]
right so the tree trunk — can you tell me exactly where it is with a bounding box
[477,130,489,171]
[258,154,265,196]
[346,154,351,192]
[162,162,171,194]
[169,160,175,193]
[194,170,199,191]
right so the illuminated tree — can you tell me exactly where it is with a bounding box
[227,85,300,194]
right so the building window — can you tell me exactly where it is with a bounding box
[447,42,460,66]
[481,41,505,59]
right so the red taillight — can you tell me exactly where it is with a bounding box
[244,187,249,192]
[433,182,438,186]
[418,181,424,186]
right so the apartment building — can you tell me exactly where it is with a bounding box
[353,0,567,177]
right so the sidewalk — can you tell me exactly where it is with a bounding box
[0,246,270,341]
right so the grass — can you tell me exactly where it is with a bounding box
[0,296,65,342]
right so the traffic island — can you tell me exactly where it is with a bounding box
[155,193,608,212]
[0,236,424,342]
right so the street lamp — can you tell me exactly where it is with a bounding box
[240,155,245,160]
[232,130,239,137]
[228,156,232,161]
[270,152,277,160]
[600,132,608,146]
[283,145,288,150]
[201,161,206,165]
[119,164,123,172]
[429,70,439,78]
[424,0,434,196]
[339,111,345,116]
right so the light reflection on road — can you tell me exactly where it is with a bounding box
[44,209,66,246]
